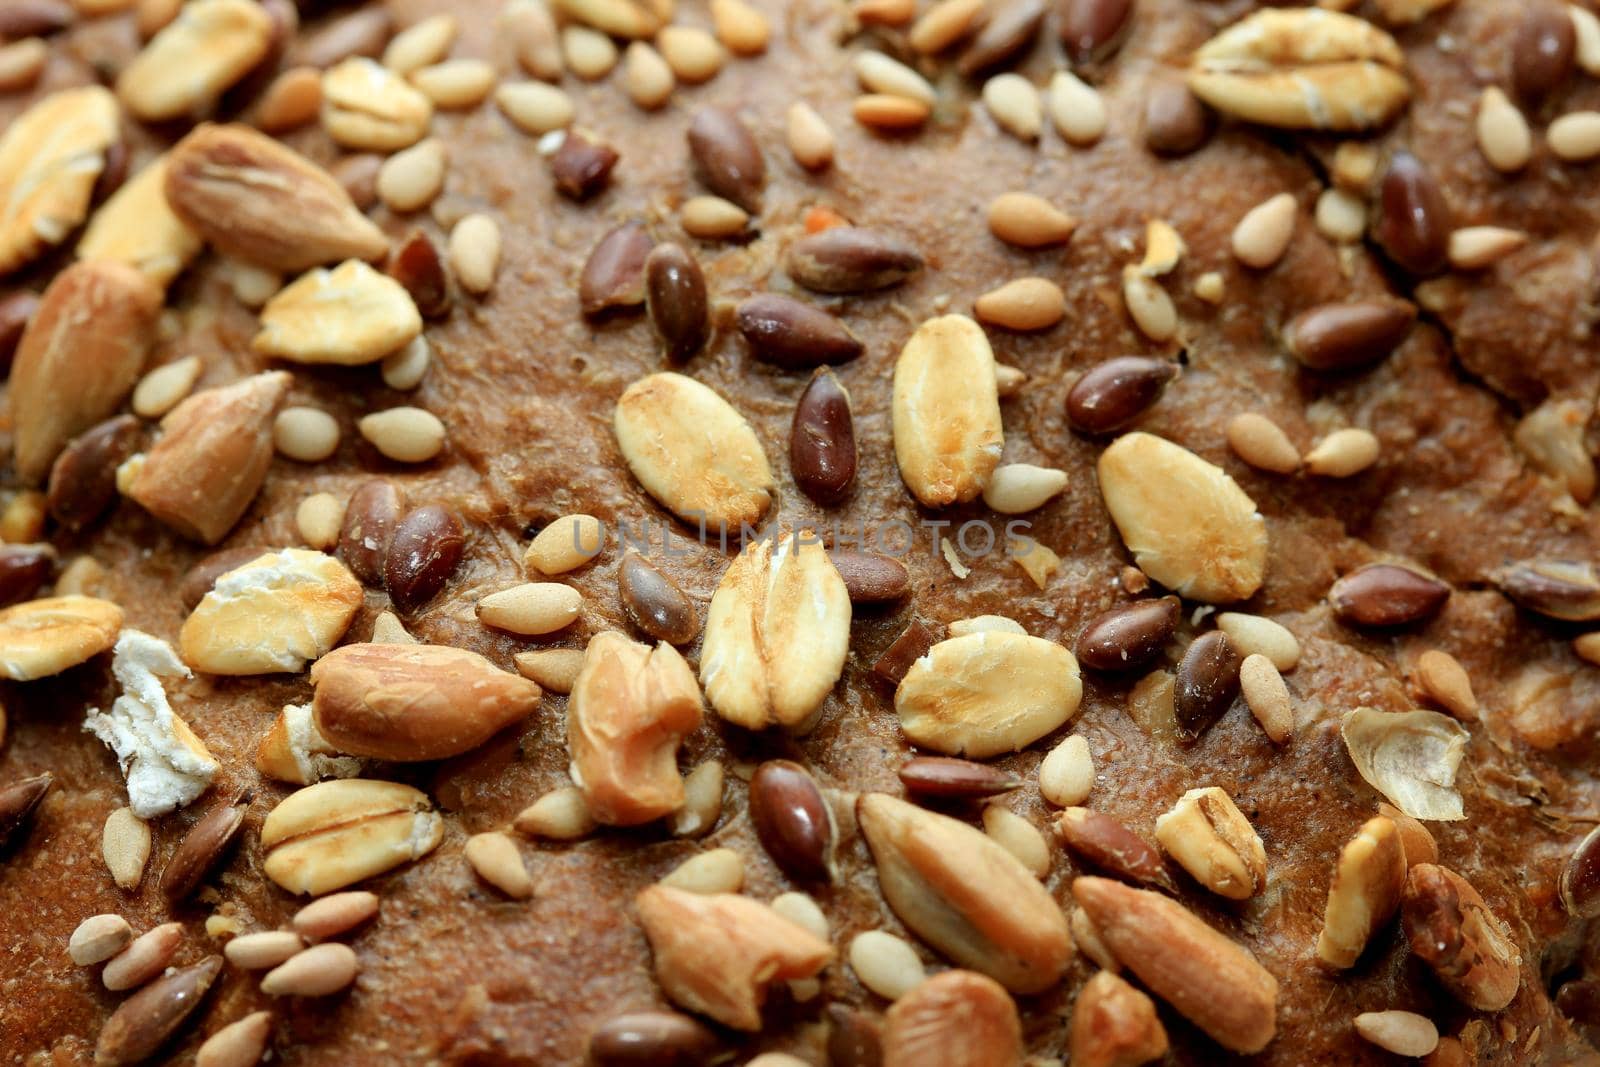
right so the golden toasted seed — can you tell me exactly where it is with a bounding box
[670,760,725,837]
[465,831,534,899]
[525,514,604,575]
[987,192,1077,248]
[660,847,744,894]
[477,582,582,635]
[983,73,1042,141]
[1137,220,1185,278]
[1354,1011,1438,1058]
[320,58,434,152]
[1154,786,1267,900]
[892,315,1003,508]
[681,195,749,239]
[180,550,361,675]
[0,595,124,681]
[1215,613,1300,671]
[131,356,202,419]
[292,891,380,941]
[449,213,501,295]
[711,0,770,54]
[409,59,496,110]
[1038,734,1093,807]
[1231,192,1297,269]
[224,931,306,970]
[358,407,445,463]
[1304,427,1380,477]
[261,942,359,996]
[254,261,421,366]
[850,930,926,1000]
[0,86,121,276]
[376,138,447,214]
[296,493,346,551]
[1122,269,1177,342]
[513,648,587,693]
[102,807,152,890]
[384,15,457,74]
[117,0,274,122]
[1315,188,1367,244]
[70,914,134,966]
[1414,649,1477,721]
[497,81,575,134]
[974,277,1065,331]
[910,0,984,53]
[854,93,931,129]
[1448,226,1527,270]
[855,51,935,105]
[103,922,183,991]
[1550,111,1600,161]
[896,631,1083,757]
[624,41,675,109]
[981,463,1068,514]
[854,0,916,24]
[1476,87,1532,173]
[658,25,724,83]
[1193,272,1225,304]
[274,407,341,463]
[1239,653,1293,743]
[381,336,430,391]
[1226,412,1300,474]
[257,66,323,133]
[983,806,1051,878]
[514,786,596,840]
[564,25,619,79]
[0,39,48,93]
[787,102,836,169]
[227,261,281,309]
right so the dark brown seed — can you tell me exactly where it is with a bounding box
[1329,564,1450,627]
[579,222,653,318]
[827,1004,885,1067]
[588,1010,720,1067]
[828,549,907,604]
[0,545,55,608]
[1065,356,1177,434]
[1058,0,1135,63]
[301,8,392,68]
[736,294,863,369]
[1076,596,1179,672]
[872,619,938,685]
[1143,79,1211,156]
[92,140,129,205]
[748,759,834,881]
[787,227,922,294]
[338,478,404,587]
[384,504,465,612]
[179,546,271,610]
[898,756,1022,799]
[644,243,709,361]
[1373,151,1451,277]
[958,0,1045,75]
[94,956,223,1067]
[0,772,52,851]
[0,0,74,39]
[1561,825,1600,919]
[331,153,383,211]
[792,368,857,506]
[1556,978,1600,1035]
[551,129,620,200]
[1491,559,1600,621]
[0,291,38,374]
[618,550,699,645]
[686,107,765,213]
[1283,299,1416,372]
[1512,3,1576,104]
[1055,807,1172,889]
[387,230,451,319]
[1173,631,1241,742]
[46,414,141,531]
[159,792,249,903]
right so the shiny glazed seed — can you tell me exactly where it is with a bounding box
[0,544,54,608]
[1144,80,1210,156]
[618,550,700,645]
[383,504,465,611]
[0,772,53,850]
[898,756,1021,799]
[787,227,922,294]
[1059,0,1134,63]
[1174,631,1241,742]
[1491,559,1600,620]
[159,792,249,902]
[792,368,857,505]
[1373,152,1451,276]
[1561,825,1600,918]
[95,956,223,1067]
[736,294,863,368]
[1065,356,1177,434]
[47,414,141,530]
[551,129,619,199]
[644,243,709,361]
[1284,300,1416,371]
[828,548,907,603]
[580,222,653,317]
[1056,806,1172,888]
[0,1,73,40]
[339,479,403,587]
[871,618,938,685]
[1329,564,1450,627]
[827,1005,885,1067]
[1512,3,1576,103]
[749,759,834,881]
[958,0,1045,75]
[1076,596,1179,672]
[588,1010,720,1066]
[686,106,764,212]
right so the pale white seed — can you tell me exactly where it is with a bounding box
[1304,427,1380,478]
[657,25,724,84]
[1315,188,1367,244]
[377,138,447,213]
[1239,653,1293,744]
[380,335,430,391]
[1574,4,1600,76]
[660,847,744,894]
[227,260,281,309]
[449,212,501,295]
[408,58,496,110]
[787,101,835,170]
[260,942,359,997]
[1476,87,1532,173]
[1122,269,1176,342]
[1448,226,1527,271]
[56,555,108,597]
[1038,734,1093,807]
[562,25,618,80]
[296,492,345,551]
[358,407,445,463]
[1550,111,1600,162]
[514,786,596,840]
[909,0,984,53]
[681,195,749,239]
[1047,69,1106,145]
[1354,1011,1439,1058]
[131,355,202,419]
[849,930,925,1000]
[981,806,1051,878]
[524,514,604,575]
[224,931,306,970]
[496,81,575,134]
[383,14,457,75]
[292,891,380,941]
[1193,272,1224,304]
[465,831,534,899]
[1231,192,1297,269]
[273,406,340,463]
[196,1011,273,1067]
[623,41,675,110]
[854,51,935,106]
[983,73,1042,141]
[69,914,133,966]
[770,891,829,941]
[477,582,582,634]
[512,648,587,694]
[1226,412,1300,474]
[369,610,416,645]
[1216,612,1300,671]
[981,463,1068,514]
[102,807,152,891]
[670,759,725,837]
[946,615,1025,637]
